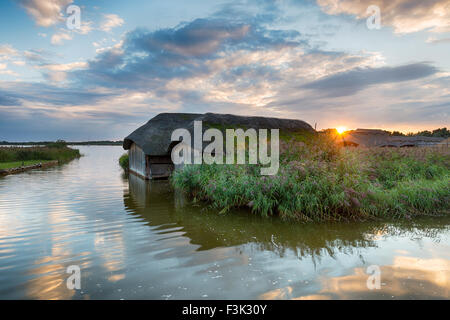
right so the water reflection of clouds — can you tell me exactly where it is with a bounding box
[0,147,131,299]
[126,169,450,299]
[94,230,126,283]
[26,206,78,299]
[282,256,449,300]
[1,146,449,300]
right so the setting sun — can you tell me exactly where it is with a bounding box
[336,126,347,134]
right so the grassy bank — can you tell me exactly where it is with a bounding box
[0,160,54,170]
[0,143,81,170]
[171,134,449,222]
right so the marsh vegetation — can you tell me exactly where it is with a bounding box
[0,141,80,170]
[171,133,449,222]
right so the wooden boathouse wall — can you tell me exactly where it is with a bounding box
[129,143,147,179]
[129,143,174,180]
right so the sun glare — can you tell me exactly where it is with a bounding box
[336,126,346,134]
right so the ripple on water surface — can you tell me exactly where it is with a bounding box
[0,146,449,299]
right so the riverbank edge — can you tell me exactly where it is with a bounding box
[169,152,449,223]
[171,182,450,223]
[0,160,59,176]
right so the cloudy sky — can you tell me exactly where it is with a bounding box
[0,0,449,141]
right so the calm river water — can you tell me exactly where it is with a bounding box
[0,146,448,299]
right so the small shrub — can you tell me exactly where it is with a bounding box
[47,139,67,149]
[119,153,129,172]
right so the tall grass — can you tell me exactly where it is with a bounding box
[171,133,449,222]
[0,145,80,164]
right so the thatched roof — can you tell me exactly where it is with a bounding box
[436,137,450,146]
[123,112,314,156]
[123,113,201,156]
[342,129,389,147]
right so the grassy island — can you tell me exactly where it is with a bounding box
[0,141,80,172]
[171,133,449,222]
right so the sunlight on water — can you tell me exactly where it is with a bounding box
[0,146,448,299]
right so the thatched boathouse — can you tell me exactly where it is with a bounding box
[123,113,314,180]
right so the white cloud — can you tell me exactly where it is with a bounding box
[100,14,124,32]
[46,71,67,83]
[17,0,73,27]
[0,44,18,60]
[317,0,450,34]
[95,40,124,54]
[38,32,47,37]
[0,70,19,76]
[51,31,72,45]
[38,61,88,71]
[12,61,26,66]
[49,22,92,46]
[426,36,450,44]
[0,63,19,76]
[37,61,88,83]
[23,49,48,62]
[76,21,93,35]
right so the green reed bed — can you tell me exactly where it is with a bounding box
[171,134,450,222]
[0,143,80,168]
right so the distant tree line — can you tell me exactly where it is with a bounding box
[1,140,123,146]
[318,127,449,138]
[388,127,450,138]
